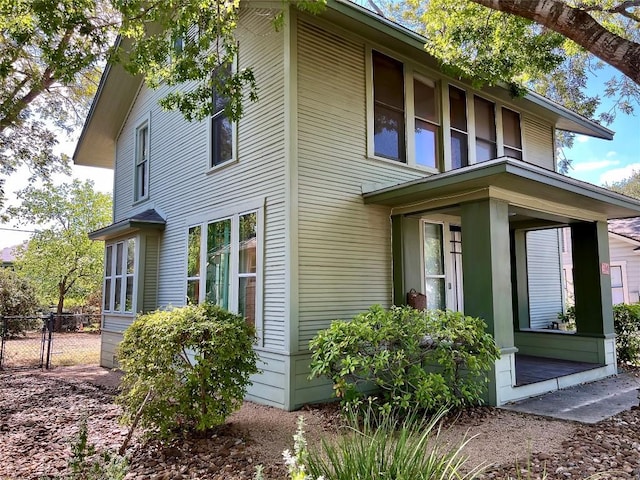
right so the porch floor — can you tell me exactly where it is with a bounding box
[515,354,602,387]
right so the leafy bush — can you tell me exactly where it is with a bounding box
[613,303,640,365]
[117,303,260,437]
[309,305,500,414]
[0,269,39,337]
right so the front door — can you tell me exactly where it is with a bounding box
[422,220,463,312]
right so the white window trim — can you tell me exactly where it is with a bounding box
[420,219,453,310]
[366,46,441,174]
[206,56,239,174]
[611,261,630,304]
[185,204,264,343]
[133,112,151,204]
[103,237,138,315]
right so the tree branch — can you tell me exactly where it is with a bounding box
[469,0,640,85]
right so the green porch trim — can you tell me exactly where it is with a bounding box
[391,215,405,306]
[460,198,514,351]
[570,221,615,336]
[515,331,611,364]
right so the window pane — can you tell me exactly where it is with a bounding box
[187,226,201,277]
[103,279,111,311]
[373,51,404,109]
[114,278,122,311]
[187,280,200,305]
[116,243,123,275]
[476,139,496,163]
[105,246,113,277]
[239,213,257,274]
[239,276,256,327]
[612,287,625,305]
[451,130,468,169]
[504,146,522,160]
[426,278,446,310]
[611,265,623,287]
[415,119,438,168]
[449,86,467,132]
[206,219,231,308]
[212,116,233,166]
[213,63,231,113]
[125,277,134,312]
[136,162,146,198]
[414,79,437,122]
[374,105,405,161]
[474,96,496,141]
[424,223,444,275]
[127,239,135,274]
[502,108,522,149]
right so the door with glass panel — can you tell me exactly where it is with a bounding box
[423,221,463,311]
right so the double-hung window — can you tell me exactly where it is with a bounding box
[371,50,440,170]
[186,209,261,329]
[502,107,523,160]
[474,95,497,162]
[210,62,234,169]
[103,239,136,313]
[134,121,149,201]
[449,86,469,169]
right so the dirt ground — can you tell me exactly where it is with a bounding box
[1,366,640,479]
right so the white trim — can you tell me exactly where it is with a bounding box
[609,231,640,248]
[133,111,151,203]
[610,261,629,304]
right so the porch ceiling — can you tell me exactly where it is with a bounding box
[363,158,640,221]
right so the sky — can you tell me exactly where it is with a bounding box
[563,67,640,186]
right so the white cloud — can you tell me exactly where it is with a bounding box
[572,159,619,172]
[606,151,617,158]
[576,135,590,143]
[599,163,640,185]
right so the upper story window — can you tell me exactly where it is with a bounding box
[210,62,234,169]
[474,95,497,162]
[186,208,261,330]
[502,107,523,160]
[449,86,468,169]
[104,238,136,314]
[371,50,440,170]
[134,121,149,201]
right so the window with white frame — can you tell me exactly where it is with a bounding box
[134,122,149,201]
[103,238,136,313]
[186,210,260,328]
[423,222,446,310]
[611,263,629,305]
[502,107,523,160]
[371,50,440,170]
[210,62,234,169]
[449,86,469,169]
[474,95,497,162]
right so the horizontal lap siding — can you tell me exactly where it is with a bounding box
[112,7,286,360]
[523,116,555,170]
[526,229,563,329]
[609,236,640,303]
[296,18,427,352]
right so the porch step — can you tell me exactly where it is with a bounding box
[502,372,640,424]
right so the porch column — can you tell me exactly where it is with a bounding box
[570,221,614,337]
[460,198,514,350]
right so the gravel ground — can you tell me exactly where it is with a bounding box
[1,366,639,479]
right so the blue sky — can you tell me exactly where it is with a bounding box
[563,67,640,187]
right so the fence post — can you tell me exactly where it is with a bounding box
[45,313,54,370]
[39,316,47,368]
[0,316,5,370]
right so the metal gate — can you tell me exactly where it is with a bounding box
[0,314,101,370]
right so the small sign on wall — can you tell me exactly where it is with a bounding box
[601,262,610,275]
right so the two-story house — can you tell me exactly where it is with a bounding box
[74,0,640,410]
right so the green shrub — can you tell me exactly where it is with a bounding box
[117,303,260,437]
[303,406,482,480]
[309,305,500,414]
[613,303,640,365]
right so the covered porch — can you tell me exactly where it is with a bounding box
[364,158,640,405]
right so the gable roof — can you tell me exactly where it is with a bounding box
[608,217,640,244]
[73,0,613,169]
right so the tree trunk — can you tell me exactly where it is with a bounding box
[55,282,65,332]
[470,0,640,85]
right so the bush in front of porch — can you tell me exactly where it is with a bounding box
[308,305,500,415]
[613,304,640,365]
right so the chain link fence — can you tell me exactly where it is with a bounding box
[0,314,101,370]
